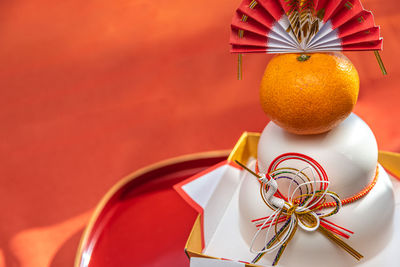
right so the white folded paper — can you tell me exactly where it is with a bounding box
[175,160,400,267]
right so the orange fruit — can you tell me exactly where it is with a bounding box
[260,52,359,135]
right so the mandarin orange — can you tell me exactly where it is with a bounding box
[260,52,359,135]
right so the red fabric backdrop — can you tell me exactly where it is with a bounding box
[0,0,399,266]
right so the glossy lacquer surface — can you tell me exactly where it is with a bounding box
[75,152,229,267]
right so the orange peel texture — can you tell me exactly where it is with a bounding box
[259,52,359,135]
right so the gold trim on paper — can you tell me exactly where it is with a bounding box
[378,151,400,179]
[227,132,260,165]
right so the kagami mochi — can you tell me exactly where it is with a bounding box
[238,114,395,266]
[259,53,359,135]
[257,113,376,198]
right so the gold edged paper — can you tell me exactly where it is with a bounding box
[184,131,400,265]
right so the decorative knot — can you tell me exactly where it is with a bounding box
[236,153,363,266]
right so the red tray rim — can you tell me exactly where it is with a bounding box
[74,150,230,267]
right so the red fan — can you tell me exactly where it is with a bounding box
[230,0,383,53]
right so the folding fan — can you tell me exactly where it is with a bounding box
[230,0,383,53]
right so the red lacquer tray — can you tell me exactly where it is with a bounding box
[74,151,230,267]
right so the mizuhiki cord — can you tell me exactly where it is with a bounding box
[255,157,379,208]
[235,153,366,266]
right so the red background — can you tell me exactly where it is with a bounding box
[1,0,399,266]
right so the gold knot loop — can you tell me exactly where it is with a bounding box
[285,204,298,216]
